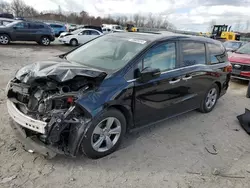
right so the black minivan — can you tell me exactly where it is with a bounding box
[6,32,232,159]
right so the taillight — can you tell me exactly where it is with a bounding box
[224,64,232,72]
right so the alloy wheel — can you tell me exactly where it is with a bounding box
[205,88,217,109]
[41,37,50,45]
[91,117,122,152]
[0,35,9,44]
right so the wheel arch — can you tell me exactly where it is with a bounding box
[107,104,133,132]
[0,33,11,40]
[214,81,221,95]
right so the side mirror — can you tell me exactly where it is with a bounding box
[138,67,161,83]
[13,26,17,29]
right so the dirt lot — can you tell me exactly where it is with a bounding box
[0,43,250,188]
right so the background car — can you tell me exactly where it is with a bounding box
[46,23,67,37]
[0,20,55,45]
[223,40,247,52]
[58,28,103,46]
[102,27,112,34]
[229,42,250,80]
[68,24,77,32]
[0,18,14,26]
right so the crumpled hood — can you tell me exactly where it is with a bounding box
[15,59,107,84]
[229,53,250,64]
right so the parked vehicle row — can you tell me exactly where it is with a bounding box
[6,32,232,159]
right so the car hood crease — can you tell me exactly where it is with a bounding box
[15,60,107,84]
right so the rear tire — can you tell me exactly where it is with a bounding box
[0,34,10,45]
[40,36,50,46]
[247,81,250,98]
[70,39,78,46]
[80,109,126,159]
[199,83,219,113]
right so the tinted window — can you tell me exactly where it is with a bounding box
[143,43,176,71]
[208,43,226,64]
[90,30,99,35]
[30,23,45,29]
[50,24,63,28]
[14,22,28,29]
[181,42,206,67]
[80,30,90,35]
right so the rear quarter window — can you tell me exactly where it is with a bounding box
[208,43,227,64]
[180,42,206,67]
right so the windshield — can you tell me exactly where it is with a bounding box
[5,21,20,27]
[71,29,82,34]
[66,35,149,72]
[236,43,250,55]
[223,41,241,50]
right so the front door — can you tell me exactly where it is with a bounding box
[78,30,98,44]
[13,22,30,41]
[133,41,196,127]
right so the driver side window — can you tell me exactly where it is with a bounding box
[143,42,176,72]
[15,22,28,29]
[80,30,90,35]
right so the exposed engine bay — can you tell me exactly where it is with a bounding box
[8,78,89,121]
[7,77,94,154]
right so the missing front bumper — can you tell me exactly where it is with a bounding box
[10,120,57,158]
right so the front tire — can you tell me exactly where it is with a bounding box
[0,34,10,45]
[40,36,50,46]
[80,109,126,159]
[70,39,78,46]
[199,84,219,113]
[247,81,250,98]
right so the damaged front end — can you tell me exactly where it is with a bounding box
[6,61,107,158]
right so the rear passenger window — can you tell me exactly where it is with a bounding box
[208,43,226,64]
[90,30,99,35]
[143,43,176,71]
[181,42,206,67]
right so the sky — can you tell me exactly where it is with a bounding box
[5,0,250,32]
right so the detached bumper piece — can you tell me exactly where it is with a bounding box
[10,120,57,159]
[7,100,47,134]
[237,108,250,134]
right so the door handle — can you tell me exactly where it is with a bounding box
[169,79,180,84]
[182,76,192,81]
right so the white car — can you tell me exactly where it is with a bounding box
[58,28,103,46]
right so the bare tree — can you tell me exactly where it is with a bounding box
[147,13,155,28]
[133,14,140,26]
[155,15,162,28]
[207,19,216,32]
[11,0,26,17]
[234,20,241,32]
[0,1,11,13]
[246,20,250,32]
[22,6,38,17]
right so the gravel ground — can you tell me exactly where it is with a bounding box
[0,42,250,188]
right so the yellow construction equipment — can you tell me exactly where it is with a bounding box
[209,24,240,41]
[125,24,139,32]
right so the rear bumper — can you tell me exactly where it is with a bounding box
[231,74,250,81]
[10,120,58,158]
